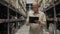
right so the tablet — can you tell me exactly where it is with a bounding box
[29,16,39,23]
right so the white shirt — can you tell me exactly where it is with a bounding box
[26,10,46,25]
[26,10,46,34]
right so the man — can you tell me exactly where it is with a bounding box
[26,2,46,34]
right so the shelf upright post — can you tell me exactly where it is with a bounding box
[53,0,57,34]
[7,0,10,34]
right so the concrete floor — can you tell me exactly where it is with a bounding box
[15,24,49,34]
[15,24,30,34]
[15,24,60,34]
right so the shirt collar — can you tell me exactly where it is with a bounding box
[32,10,40,14]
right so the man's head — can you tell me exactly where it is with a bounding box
[32,2,39,13]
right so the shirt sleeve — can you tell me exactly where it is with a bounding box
[41,13,46,24]
[40,13,46,27]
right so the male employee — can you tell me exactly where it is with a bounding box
[26,2,46,34]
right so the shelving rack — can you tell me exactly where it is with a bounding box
[0,0,26,34]
[44,0,60,34]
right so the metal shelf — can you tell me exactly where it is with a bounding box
[44,1,60,12]
[0,0,25,17]
[0,19,23,23]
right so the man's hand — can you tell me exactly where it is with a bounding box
[35,20,41,24]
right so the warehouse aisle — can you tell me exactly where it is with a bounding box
[15,24,49,34]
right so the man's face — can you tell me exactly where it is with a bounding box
[32,3,38,12]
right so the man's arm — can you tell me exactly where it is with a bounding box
[35,13,46,26]
[40,13,46,28]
